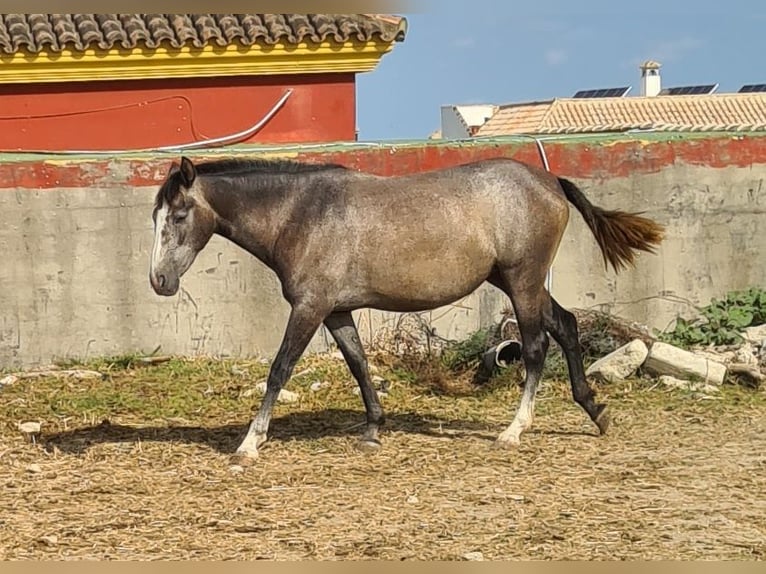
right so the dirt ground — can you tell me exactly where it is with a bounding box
[0,354,764,560]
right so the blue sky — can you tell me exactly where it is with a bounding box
[356,0,765,141]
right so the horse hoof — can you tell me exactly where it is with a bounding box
[230,451,259,466]
[492,437,520,450]
[355,439,382,454]
[595,406,611,435]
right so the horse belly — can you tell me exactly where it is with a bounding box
[362,242,496,311]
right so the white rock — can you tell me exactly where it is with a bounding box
[734,343,758,366]
[229,465,244,474]
[27,463,43,474]
[18,422,42,434]
[251,381,299,403]
[741,324,766,344]
[310,381,329,392]
[352,387,387,399]
[585,339,649,383]
[659,375,720,394]
[0,374,18,387]
[38,535,58,546]
[692,348,737,365]
[463,552,484,561]
[277,389,299,403]
[644,342,727,385]
[406,494,419,504]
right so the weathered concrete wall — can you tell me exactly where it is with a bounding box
[552,163,766,332]
[1,133,765,368]
[0,184,503,367]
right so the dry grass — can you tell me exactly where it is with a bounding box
[1,352,765,560]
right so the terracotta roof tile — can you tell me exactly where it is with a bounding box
[0,14,407,54]
[478,101,554,135]
[478,93,766,135]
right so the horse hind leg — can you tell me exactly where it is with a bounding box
[490,265,610,441]
[324,311,385,452]
[492,266,550,448]
[544,297,610,434]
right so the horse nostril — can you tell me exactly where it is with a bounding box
[158,274,166,288]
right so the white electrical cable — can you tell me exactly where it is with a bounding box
[0,89,295,156]
[155,88,294,152]
[509,133,554,294]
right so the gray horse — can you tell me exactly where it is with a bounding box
[149,155,664,462]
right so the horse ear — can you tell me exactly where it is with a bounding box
[168,161,181,176]
[179,156,197,188]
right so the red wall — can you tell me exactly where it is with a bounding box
[0,73,357,151]
[1,135,765,190]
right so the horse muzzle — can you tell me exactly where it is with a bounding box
[149,271,179,296]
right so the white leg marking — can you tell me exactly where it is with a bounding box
[235,420,267,458]
[497,385,537,446]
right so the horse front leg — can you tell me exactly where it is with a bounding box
[234,301,327,462]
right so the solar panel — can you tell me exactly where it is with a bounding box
[739,84,766,93]
[659,84,718,96]
[572,86,631,98]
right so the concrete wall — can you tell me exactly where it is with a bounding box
[1,133,765,369]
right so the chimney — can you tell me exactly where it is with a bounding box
[640,60,662,97]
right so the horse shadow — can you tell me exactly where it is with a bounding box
[41,408,527,456]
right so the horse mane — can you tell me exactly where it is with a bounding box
[154,158,350,212]
[195,158,349,176]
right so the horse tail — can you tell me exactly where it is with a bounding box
[557,177,665,273]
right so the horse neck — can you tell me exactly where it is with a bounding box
[201,173,297,267]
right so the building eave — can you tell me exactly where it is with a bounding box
[0,38,400,84]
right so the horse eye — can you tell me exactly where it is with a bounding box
[173,209,188,223]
